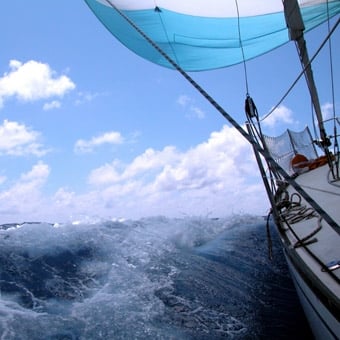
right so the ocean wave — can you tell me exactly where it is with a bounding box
[0,215,311,339]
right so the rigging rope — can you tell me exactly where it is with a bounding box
[326,1,337,125]
[235,0,250,95]
[153,3,180,67]
[260,18,340,123]
[326,1,340,179]
[266,213,273,260]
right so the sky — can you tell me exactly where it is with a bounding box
[0,1,338,223]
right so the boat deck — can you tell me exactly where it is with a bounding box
[285,164,340,278]
[277,163,340,338]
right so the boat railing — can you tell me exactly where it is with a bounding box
[263,127,318,175]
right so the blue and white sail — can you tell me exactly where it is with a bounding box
[84,0,340,71]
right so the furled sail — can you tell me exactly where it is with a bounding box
[85,0,340,71]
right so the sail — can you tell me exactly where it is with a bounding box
[84,0,340,71]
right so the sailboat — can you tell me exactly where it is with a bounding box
[84,0,340,338]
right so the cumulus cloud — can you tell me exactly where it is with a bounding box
[177,94,206,119]
[54,187,76,209]
[74,91,106,106]
[261,105,295,128]
[43,100,61,111]
[0,175,6,185]
[54,124,264,221]
[24,162,48,182]
[88,146,180,185]
[0,161,50,219]
[86,125,266,218]
[321,102,334,121]
[74,131,124,153]
[177,95,191,106]
[0,60,75,108]
[0,125,270,223]
[0,119,48,156]
[88,161,122,186]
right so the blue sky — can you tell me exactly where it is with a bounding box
[0,1,338,223]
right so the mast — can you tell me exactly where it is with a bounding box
[283,0,330,149]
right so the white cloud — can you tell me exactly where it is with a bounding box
[74,131,124,153]
[177,94,191,106]
[0,119,48,156]
[20,161,50,183]
[54,187,76,208]
[125,146,180,179]
[85,125,267,218]
[153,125,255,192]
[0,60,75,108]
[88,146,180,185]
[321,102,334,121]
[0,161,50,219]
[177,94,206,119]
[261,105,295,127]
[0,125,269,223]
[0,175,6,185]
[75,91,106,106]
[43,100,61,111]
[88,161,122,185]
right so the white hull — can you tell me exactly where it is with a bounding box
[275,163,340,339]
[284,251,340,339]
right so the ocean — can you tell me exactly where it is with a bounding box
[0,215,313,339]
